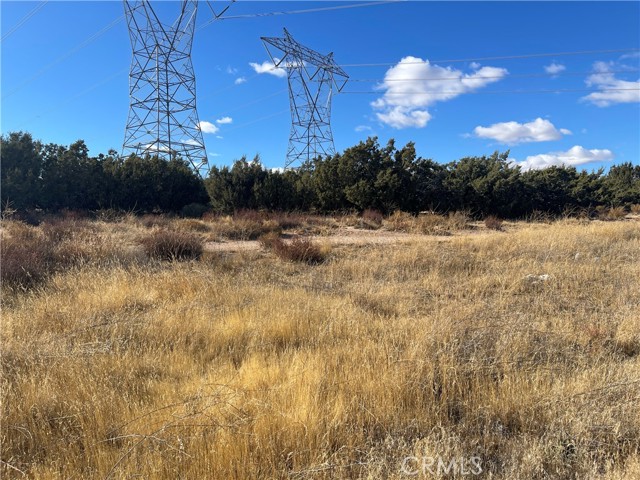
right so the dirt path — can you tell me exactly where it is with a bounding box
[204,227,460,253]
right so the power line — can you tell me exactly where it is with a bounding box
[2,15,124,100]
[1,1,48,43]
[199,72,263,101]
[198,0,403,28]
[341,87,640,95]
[339,48,640,68]
[224,109,289,133]
[17,68,128,130]
[206,0,236,20]
[348,69,640,83]
[198,0,237,31]
[209,88,288,119]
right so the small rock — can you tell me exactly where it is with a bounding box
[524,274,553,285]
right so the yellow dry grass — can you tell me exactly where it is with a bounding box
[1,218,640,479]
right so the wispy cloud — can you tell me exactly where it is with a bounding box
[581,61,640,106]
[510,145,614,170]
[620,52,640,60]
[544,62,566,76]
[234,77,247,85]
[198,121,219,134]
[216,116,233,125]
[372,56,508,129]
[208,152,221,157]
[473,118,571,145]
[249,59,287,78]
[355,125,372,132]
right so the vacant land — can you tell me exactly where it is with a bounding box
[1,214,639,479]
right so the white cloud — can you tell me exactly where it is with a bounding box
[208,152,221,157]
[226,66,238,75]
[234,77,247,85]
[216,135,223,139]
[377,108,431,129]
[142,142,171,153]
[473,118,572,145]
[544,62,566,75]
[355,125,372,132]
[216,116,233,125]
[372,56,508,129]
[510,145,614,171]
[620,52,640,60]
[249,59,287,78]
[198,121,219,134]
[581,61,640,106]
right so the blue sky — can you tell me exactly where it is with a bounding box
[2,1,639,171]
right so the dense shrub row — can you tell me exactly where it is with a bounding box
[205,139,640,217]
[2,132,639,218]
[1,132,208,213]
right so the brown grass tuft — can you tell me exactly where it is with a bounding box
[259,232,329,264]
[1,223,56,288]
[139,229,203,261]
[384,210,470,235]
[597,206,628,221]
[1,219,130,289]
[360,209,384,229]
[484,215,504,231]
[207,215,281,241]
[138,213,171,229]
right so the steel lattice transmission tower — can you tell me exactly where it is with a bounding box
[261,28,348,168]
[123,0,208,177]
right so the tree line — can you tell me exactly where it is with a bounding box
[2,132,639,218]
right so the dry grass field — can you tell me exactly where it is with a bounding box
[1,213,639,479]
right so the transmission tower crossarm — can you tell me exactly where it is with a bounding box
[261,28,349,82]
[261,28,348,93]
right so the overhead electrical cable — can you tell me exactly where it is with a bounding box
[342,87,640,95]
[224,109,290,132]
[1,1,48,42]
[198,0,403,28]
[198,0,237,31]
[2,15,125,100]
[348,69,640,83]
[18,68,128,130]
[338,48,640,68]
[209,88,289,118]
[199,71,265,101]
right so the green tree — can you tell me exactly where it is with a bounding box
[104,154,207,212]
[521,166,580,215]
[571,169,607,208]
[444,151,523,217]
[311,153,350,211]
[205,155,265,212]
[604,162,640,206]
[40,140,106,210]
[341,138,393,211]
[0,132,43,210]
